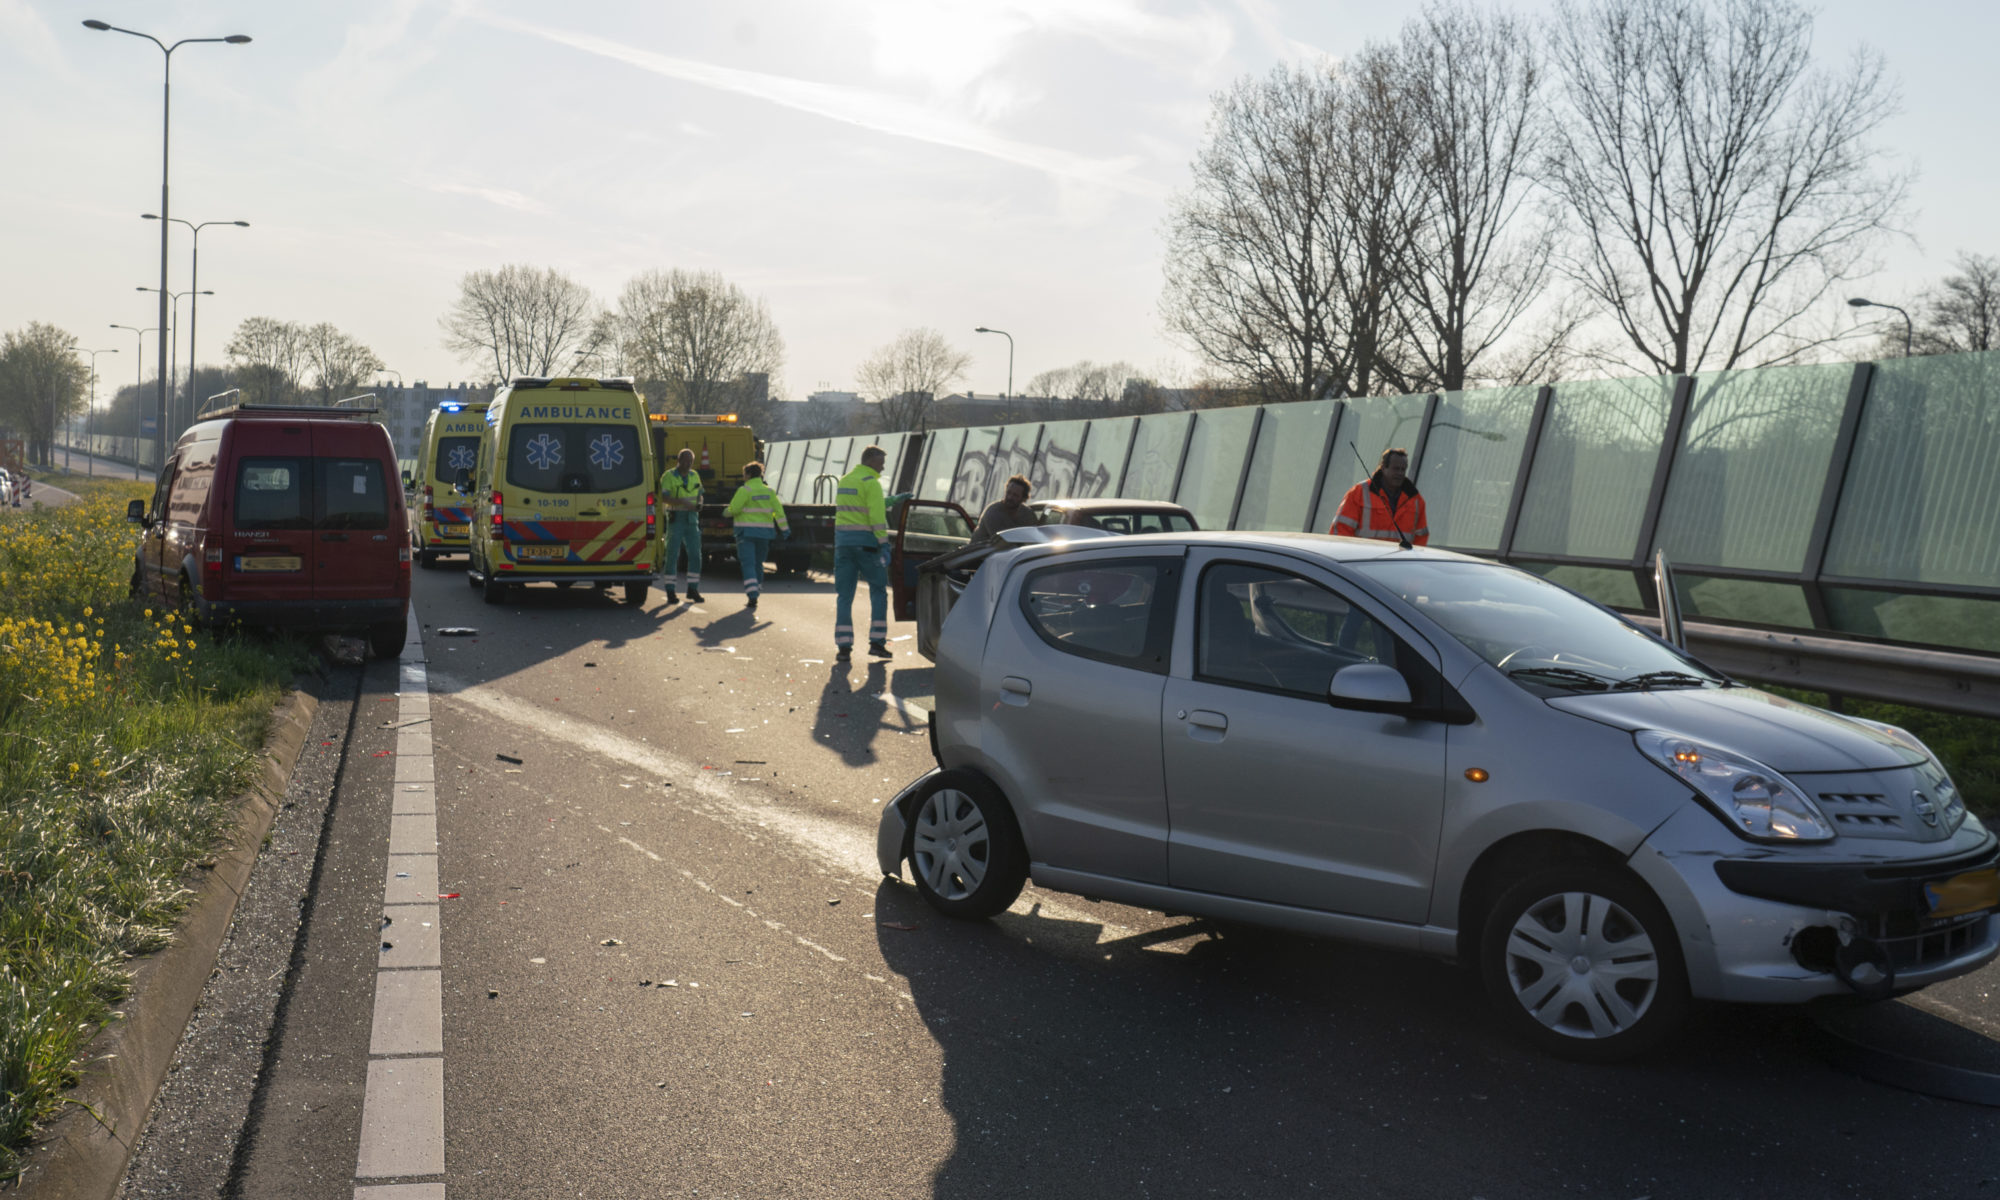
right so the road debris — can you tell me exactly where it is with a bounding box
[600,938,623,946]
[437,627,478,637]
[878,921,918,932]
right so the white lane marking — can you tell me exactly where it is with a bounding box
[618,836,662,862]
[355,610,446,1193]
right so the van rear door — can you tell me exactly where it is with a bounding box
[312,421,403,603]
[221,422,316,606]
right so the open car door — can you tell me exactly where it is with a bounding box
[890,499,975,623]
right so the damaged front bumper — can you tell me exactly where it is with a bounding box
[1631,807,2000,1004]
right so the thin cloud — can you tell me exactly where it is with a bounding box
[420,180,551,216]
[477,12,1159,198]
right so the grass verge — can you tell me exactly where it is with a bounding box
[0,481,311,1182]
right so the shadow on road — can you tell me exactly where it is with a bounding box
[874,878,2000,1199]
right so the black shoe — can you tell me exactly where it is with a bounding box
[687,589,705,602]
[664,587,677,604]
[746,596,758,610]
[836,646,852,661]
[868,642,893,658]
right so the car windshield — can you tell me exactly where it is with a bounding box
[1356,559,1725,693]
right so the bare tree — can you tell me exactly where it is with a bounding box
[439,264,599,383]
[856,328,972,431]
[1330,45,1423,396]
[1162,65,1350,406]
[0,322,86,466]
[1025,360,1148,419]
[1910,252,2000,355]
[225,316,311,404]
[1395,2,1563,391]
[1544,0,1908,375]
[300,323,385,406]
[611,269,784,420]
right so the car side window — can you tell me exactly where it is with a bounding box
[1019,557,1177,674]
[149,460,176,521]
[1196,562,1398,698]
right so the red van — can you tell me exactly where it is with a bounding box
[129,404,411,658]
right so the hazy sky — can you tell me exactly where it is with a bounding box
[3,0,1993,404]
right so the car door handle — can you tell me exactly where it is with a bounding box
[999,676,1032,707]
[1186,709,1228,742]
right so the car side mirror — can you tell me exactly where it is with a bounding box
[126,498,147,525]
[1328,663,1412,712]
[453,467,472,494]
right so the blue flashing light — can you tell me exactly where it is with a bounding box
[440,403,463,412]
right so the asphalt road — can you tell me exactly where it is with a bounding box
[183,561,2000,1198]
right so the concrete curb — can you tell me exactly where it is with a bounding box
[12,684,321,1199]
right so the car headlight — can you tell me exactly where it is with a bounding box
[1635,730,1835,842]
[1845,717,1968,834]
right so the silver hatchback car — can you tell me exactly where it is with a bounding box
[876,531,2000,1059]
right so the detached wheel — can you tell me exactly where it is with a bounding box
[907,769,1027,920]
[623,581,649,606]
[1480,865,1689,1062]
[368,622,405,659]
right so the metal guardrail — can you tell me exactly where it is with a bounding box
[1627,614,2000,719]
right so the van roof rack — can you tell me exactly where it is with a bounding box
[201,403,381,420]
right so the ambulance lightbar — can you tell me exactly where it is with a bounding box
[659,413,739,423]
[439,403,462,412]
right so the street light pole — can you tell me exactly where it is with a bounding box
[82,19,251,468]
[109,323,160,461]
[145,214,248,437]
[973,326,1014,398]
[71,347,119,475]
[137,287,211,440]
[1846,297,1914,357]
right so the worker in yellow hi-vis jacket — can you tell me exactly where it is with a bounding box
[724,461,789,610]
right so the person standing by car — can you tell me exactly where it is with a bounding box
[832,444,893,661]
[970,474,1038,545]
[659,447,706,603]
[724,461,788,609]
[1330,447,1428,547]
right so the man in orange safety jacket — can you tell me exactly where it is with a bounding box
[1329,447,1427,547]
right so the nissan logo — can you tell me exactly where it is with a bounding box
[1912,791,1939,827]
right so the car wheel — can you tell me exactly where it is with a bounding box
[907,769,1027,920]
[418,547,438,569]
[368,622,405,659]
[1480,865,1689,1062]
[482,570,509,605]
[623,581,649,605]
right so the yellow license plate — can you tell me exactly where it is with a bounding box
[515,544,569,561]
[438,525,468,538]
[1926,868,2000,919]
[236,556,302,572]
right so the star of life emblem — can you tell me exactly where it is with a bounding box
[588,433,625,472]
[446,444,476,472]
[525,433,564,471]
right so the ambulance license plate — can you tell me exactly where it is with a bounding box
[1926,867,2000,919]
[438,525,468,538]
[236,556,302,572]
[516,544,569,561]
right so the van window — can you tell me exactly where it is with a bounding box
[435,436,480,480]
[506,423,643,493]
[317,458,390,529]
[236,458,310,529]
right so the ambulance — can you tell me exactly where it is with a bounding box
[412,401,489,566]
[463,378,657,605]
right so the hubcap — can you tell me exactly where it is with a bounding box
[912,788,990,902]
[1504,891,1660,1040]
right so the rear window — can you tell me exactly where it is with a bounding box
[1056,510,1197,535]
[236,458,310,530]
[317,458,390,530]
[506,423,644,493]
[234,456,390,530]
[434,435,480,481]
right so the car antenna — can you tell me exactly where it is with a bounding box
[1348,442,1413,550]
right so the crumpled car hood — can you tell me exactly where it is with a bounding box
[1547,686,1925,773]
